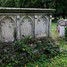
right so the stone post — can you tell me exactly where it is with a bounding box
[49,15,52,37]
[16,15,21,39]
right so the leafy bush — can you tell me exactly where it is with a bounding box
[0,37,60,66]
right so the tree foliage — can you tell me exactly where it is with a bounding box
[0,0,54,8]
[56,0,67,18]
[0,0,67,17]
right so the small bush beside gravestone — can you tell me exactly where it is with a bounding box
[0,37,60,66]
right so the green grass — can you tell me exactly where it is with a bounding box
[51,23,58,39]
[51,23,67,50]
[26,53,67,67]
[25,22,67,67]
[49,53,67,67]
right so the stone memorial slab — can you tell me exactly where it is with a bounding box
[0,8,55,42]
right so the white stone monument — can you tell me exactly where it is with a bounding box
[58,19,67,37]
[0,7,55,42]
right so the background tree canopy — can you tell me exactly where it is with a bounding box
[0,0,67,18]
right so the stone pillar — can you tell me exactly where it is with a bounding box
[16,15,21,39]
[49,15,52,37]
[35,15,38,37]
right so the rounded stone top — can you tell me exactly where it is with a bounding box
[0,7,55,13]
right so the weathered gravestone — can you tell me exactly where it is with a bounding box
[0,8,55,42]
[58,19,67,37]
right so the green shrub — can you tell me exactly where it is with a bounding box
[0,37,60,66]
[14,37,60,62]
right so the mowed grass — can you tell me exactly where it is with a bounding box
[25,22,67,67]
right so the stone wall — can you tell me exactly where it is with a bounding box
[0,13,51,42]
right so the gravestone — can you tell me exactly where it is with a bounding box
[58,19,67,37]
[0,8,55,42]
